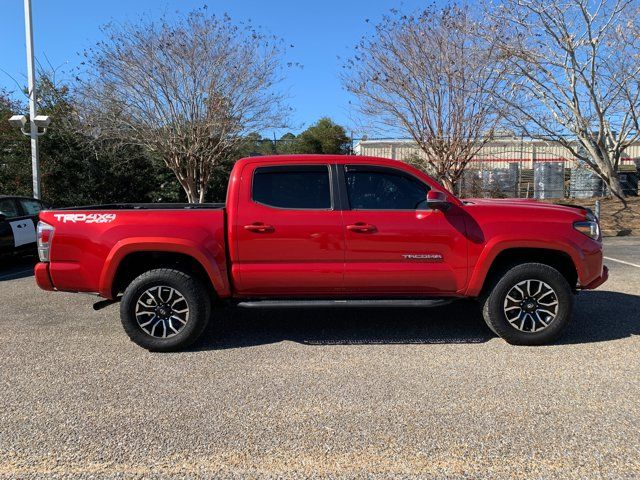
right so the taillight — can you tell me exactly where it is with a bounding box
[37,221,55,262]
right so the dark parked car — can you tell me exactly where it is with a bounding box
[0,196,48,258]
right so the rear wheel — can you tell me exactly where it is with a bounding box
[481,263,573,345]
[120,268,211,351]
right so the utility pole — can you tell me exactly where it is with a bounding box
[24,0,40,199]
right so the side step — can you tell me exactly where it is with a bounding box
[236,299,453,309]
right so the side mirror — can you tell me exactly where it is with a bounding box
[426,190,451,211]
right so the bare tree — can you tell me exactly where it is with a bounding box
[77,9,289,203]
[486,0,640,202]
[343,5,507,191]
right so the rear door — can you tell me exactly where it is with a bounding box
[0,198,21,254]
[232,162,345,296]
[0,197,39,254]
[16,198,45,250]
[13,198,41,250]
[339,165,468,295]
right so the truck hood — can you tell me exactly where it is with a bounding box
[464,198,590,217]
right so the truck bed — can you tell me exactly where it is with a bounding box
[38,206,229,298]
[56,203,225,210]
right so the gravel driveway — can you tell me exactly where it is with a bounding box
[1,238,639,479]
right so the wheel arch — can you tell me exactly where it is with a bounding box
[99,238,230,299]
[469,246,579,298]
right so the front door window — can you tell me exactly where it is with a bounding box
[345,167,430,210]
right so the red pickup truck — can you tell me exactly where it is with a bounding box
[34,155,608,351]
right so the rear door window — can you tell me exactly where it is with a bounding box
[19,199,44,216]
[0,199,19,219]
[252,165,332,209]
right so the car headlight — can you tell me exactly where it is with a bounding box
[573,220,600,240]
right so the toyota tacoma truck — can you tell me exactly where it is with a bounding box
[34,155,608,351]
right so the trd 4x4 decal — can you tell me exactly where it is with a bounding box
[53,213,117,224]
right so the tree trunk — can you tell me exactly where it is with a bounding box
[180,180,198,203]
[604,171,627,206]
[439,175,455,193]
[580,141,627,205]
[185,190,197,203]
[594,158,627,205]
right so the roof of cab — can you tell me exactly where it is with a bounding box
[235,154,404,167]
[0,195,39,200]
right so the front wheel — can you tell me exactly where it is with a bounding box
[481,263,574,345]
[120,268,211,351]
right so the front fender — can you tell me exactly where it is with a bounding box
[98,237,230,299]
[464,236,585,297]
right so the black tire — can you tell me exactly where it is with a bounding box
[481,263,573,345]
[120,268,212,352]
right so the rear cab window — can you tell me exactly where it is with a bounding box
[252,165,332,209]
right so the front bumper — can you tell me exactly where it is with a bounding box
[581,265,609,290]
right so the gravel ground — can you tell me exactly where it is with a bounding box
[0,238,639,479]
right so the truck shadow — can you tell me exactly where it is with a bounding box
[0,256,37,282]
[192,290,640,350]
[559,290,640,345]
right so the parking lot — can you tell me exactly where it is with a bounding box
[0,238,639,479]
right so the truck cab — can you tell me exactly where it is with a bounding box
[227,157,468,297]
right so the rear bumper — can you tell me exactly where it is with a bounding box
[34,262,55,291]
[581,265,608,290]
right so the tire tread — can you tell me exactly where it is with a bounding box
[481,262,573,345]
[120,268,212,351]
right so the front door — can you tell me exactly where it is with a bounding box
[340,165,468,295]
[233,163,345,296]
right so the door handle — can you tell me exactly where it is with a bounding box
[346,222,377,233]
[244,223,274,233]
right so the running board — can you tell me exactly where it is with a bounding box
[236,299,453,309]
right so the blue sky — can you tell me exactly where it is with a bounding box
[1,0,429,137]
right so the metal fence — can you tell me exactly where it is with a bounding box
[458,159,639,199]
[354,137,640,199]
